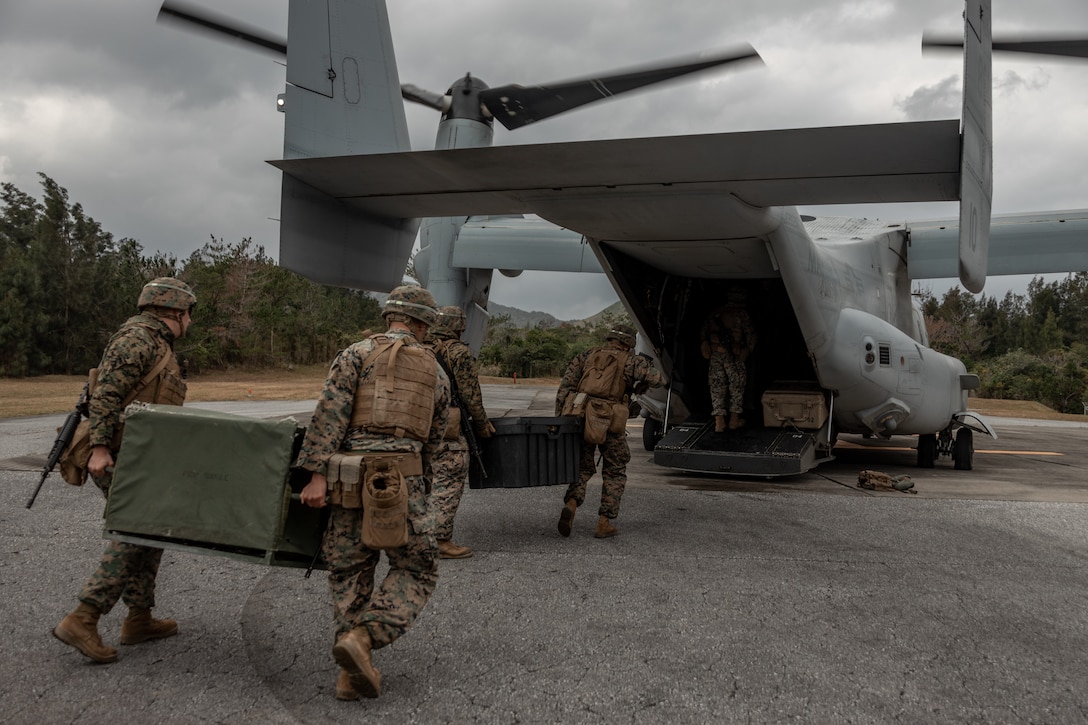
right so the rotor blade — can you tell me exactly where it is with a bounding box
[401,84,451,112]
[923,31,1088,59]
[158,0,287,56]
[479,44,762,131]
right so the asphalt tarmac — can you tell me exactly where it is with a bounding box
[1,386,1086,723]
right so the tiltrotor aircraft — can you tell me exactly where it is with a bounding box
[160,0,1088,477]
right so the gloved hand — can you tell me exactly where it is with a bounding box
[476,420,496,439]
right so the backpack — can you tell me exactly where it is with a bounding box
[576,347,629,402]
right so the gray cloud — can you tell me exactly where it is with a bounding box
[995,69,1050,96]
[2,0,1087,318]
[896,75,961,120]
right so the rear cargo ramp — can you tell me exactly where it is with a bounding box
[653,422,829,477]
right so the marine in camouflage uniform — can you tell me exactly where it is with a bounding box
[701,290,756,431]
[52,277,195,664]
[426,306,495,560]
[297,285,449,701]
[555,324,663,539]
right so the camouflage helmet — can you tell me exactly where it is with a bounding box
[435,305,467,335]
[606,324,637,349]
[383,284,438,327]
[138,277,196,311]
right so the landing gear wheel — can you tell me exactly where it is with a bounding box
[917,433,937,468]
[643,417,663,451]
[953,428,974,470]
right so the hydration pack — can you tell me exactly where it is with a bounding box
[576,347,629,402]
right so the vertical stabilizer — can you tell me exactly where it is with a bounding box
[278,0,419,290]
[957,0,993,293]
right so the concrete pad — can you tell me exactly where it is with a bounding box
[2,387,1086,722]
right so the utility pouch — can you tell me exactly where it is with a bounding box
[361,452,419,549]
[609,401,629,434]
[444,406,462,441]
[327,453,365,508]
[58,419,93,486]
[57,367,98,486]
[583,397,613,445]
[562,392,588,418]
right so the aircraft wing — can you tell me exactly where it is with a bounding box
[908,210,1088,280]
[270,120,961,243]
[452,217,602,273]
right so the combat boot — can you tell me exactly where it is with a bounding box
[557,499,577,537]
[728,412,745,430]
[332,628,381,698]
[714,415,727,432]
[120,607,178,645]
[336,669,359,701]
[594,516,618,539]
[437,540,474,559]
[53,601,118,663]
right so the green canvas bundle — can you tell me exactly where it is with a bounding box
[104,404,322,567]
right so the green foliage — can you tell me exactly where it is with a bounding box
[924,273,1088,411]
[977,346,1088,414]
[479,309,632,378]
[0,175,383,376]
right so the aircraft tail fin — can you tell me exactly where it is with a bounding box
[956,0,993,293]
[277,0,418,290]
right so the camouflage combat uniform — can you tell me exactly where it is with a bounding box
[702,304,755,416]
[555,341,663,519]
[79,312,187,613]
[295,329,450,646]
[428,333,489,541]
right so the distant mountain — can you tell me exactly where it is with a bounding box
[372,293,619,328]
[488,302,564,328]
[581,301,627,327]
[489,301,628,328]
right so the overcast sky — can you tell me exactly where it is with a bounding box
[2,0,1086,319]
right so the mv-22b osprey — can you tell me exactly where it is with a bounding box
[161,0,1088,477]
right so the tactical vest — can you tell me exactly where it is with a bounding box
[122,320,187,406]
[95,318,186,451]
[349,335,439,442]
[576,347,630,402]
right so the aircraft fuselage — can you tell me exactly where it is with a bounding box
[596,205,975,446]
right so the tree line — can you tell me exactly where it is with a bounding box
[0,175,383,376]
[919,277,1088,414]
[477,312,633,379]
[3,175,1085,412]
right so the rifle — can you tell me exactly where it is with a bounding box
[435,348,488,479]
[26,382,89,509]
[457,390,487,480]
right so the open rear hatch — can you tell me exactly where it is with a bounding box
[653,382,835,477]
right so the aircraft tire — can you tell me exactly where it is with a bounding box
[643,417,663,451]
[953,428,974,470]
[917,433,937,468]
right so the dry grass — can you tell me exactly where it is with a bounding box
[964,396,1087,422]
[0,368,562,418]
[0,369,1081,422]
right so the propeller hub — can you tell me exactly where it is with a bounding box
[444,74,494,126]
